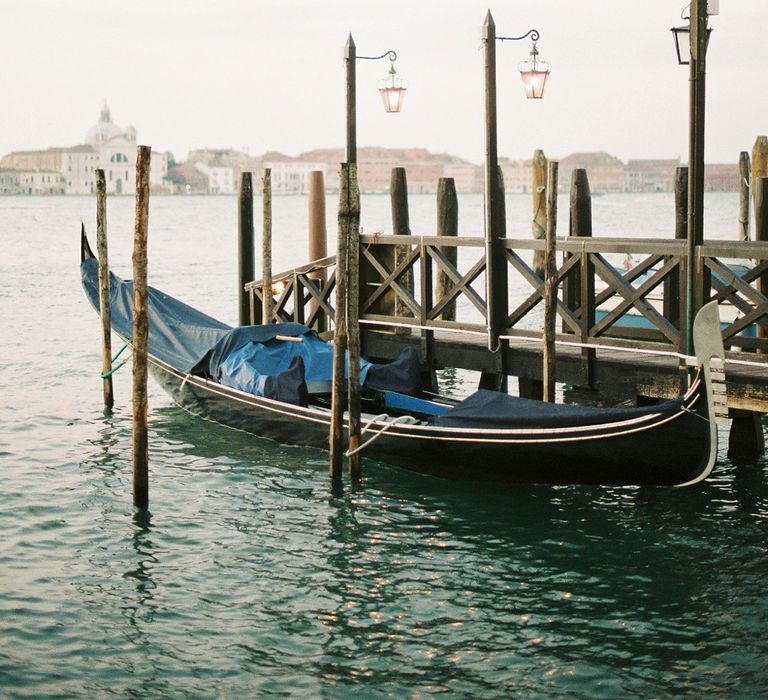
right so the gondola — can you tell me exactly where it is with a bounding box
[80,230,725,486]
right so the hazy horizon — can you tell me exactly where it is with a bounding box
[3,1,766,166]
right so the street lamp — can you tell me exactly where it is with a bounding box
[344,35,406,164]
[482,11,550,353]
[672,1,714,357]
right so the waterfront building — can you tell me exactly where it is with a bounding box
[193,162,236,194]
[559,152,627,193]
[0,169,20,194]
[85,102,168,194]
[626,158,680,193]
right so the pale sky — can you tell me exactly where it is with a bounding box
[2,0,766,165]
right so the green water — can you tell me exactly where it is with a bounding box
[1,195,767,697]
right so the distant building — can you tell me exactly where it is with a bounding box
[0,102,169,194]
[626,158,680,193]
[193,162,235,194]
[84,102,168,194]
[559,152,627,193]
[0,168,20,194]
[705,163,739,191]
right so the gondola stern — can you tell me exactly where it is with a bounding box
[674,301,727,487]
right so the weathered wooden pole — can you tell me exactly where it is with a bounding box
[482,11,507,355]
[308,170,328,332]
[684,0,709,359]
[329,164,351,478]
[756,176,768,243]
[95,169,113,409]
[237,172,255,325]
[568,169,594,388]
[756,176,768,341]
[531,149,548,278]
[738,151,751,241]
[346,164,362,477]
[132,145,151,510]
[391,167,413,326]
[262,168,273,325]
[542,161,559,402]
[435,177,458,321]
[665,166,688,328]
[752,136,768,225]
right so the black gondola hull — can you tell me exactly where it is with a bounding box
[149,356,713,486]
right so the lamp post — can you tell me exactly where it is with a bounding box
[672,0,713,357]
[481,11,550,353]
[344,35,406,164]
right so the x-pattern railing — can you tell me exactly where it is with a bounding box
[245,235,768,360]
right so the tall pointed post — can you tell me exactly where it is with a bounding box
[482,11,506,354]
[345,34,357,165]
[685,0,709,357]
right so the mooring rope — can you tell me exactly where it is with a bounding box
[100,343,131,379]
[344,414,419,457]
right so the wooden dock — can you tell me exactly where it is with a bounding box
[241,163,768,455]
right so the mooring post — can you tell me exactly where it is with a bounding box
[752,136,768,224]
[666,167,688,330]
[346,164,362,477]
[435,177,458,322]
[728,171,767,460]
[520,153,548,400]
[329,163,351,478]
[238,172,255,325]
[308,170,328,333]
[567,168,594,388]
[262,168,273,325]
[543,161,559,402]
[95,169,113,409]
[531,149,548,279]
[738,151,751,241]
[132,145,151,510]
[479,167,508,392]
[391,167,413,329]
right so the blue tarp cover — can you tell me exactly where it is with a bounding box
[81,257,420,405]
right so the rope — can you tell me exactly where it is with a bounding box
[100,344,131,378]
[344,414,418,457]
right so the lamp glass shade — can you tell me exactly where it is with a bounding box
[671,25,690,65]
[520,69,549,99]
[379,85,406,113]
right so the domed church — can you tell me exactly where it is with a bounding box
[84,101,167,195]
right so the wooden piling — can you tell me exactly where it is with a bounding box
[665,166,688,327]
[543,161,559,402]
[238,172,255,325]
[132,145,151,510]
[308,171,328,332]
[738,151,751,241]
[752,136,768,224]
[756,176,768,243]
[756,176,768,349]
[435,177,458,321]
[95,169,113,409]
[479,166,508,392]
[391,167,413,328]
[568,168,594,388]
[531,149,548,278]
[262,168,273,325]
[346,164,362,477]
[329,164,351,478]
